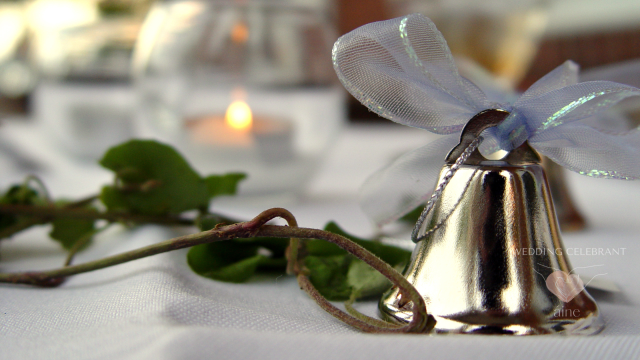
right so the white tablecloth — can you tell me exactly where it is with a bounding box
[1,120,639,359]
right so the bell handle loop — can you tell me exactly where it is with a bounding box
[445,109,510,164]
[413,110,508,243]
[411,137,482,243]
[413,109,531,243]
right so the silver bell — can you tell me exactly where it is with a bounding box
[379,110,603,335]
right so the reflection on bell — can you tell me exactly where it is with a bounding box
[379,110,603,335]
[543,157,587,232]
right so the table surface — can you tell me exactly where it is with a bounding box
[1,119,639,360]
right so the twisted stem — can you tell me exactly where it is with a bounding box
[0,208,434,334]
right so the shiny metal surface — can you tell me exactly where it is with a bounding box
[379,112,603,335]
[543,157,587,232]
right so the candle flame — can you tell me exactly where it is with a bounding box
[231,22,249,44]
[225,100,253,131]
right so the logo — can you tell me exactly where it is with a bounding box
[533,263,607,303]
[545,271,584,302]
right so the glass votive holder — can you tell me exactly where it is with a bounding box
[132,0,345,195]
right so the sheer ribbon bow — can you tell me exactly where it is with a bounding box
[332,14,640,226]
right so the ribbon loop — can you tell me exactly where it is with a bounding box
[333,14,489,134]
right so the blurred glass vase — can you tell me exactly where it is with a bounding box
[133,0,344,195]
[30,1,146,160]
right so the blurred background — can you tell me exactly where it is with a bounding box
[2,0,639,116]
[340,0,640,120]
[0,0,639,196]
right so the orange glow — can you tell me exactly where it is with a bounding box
[231,22,249,44]
[225,100,252,131]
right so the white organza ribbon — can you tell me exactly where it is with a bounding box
[333,14,640,226]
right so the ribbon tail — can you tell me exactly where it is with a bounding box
[359,134,459,227]
[531,124,640,180]
[491,81,640,152]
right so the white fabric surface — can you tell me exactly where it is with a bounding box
[1,120,640,359]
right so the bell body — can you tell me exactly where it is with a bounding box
[542,157,587,232]
[379,160,603,335]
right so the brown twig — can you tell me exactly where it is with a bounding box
[0,208,434,333]
[0,204,195,227]
[273,210,434,333]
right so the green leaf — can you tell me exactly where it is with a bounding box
[204,173,247,199]
[346,259,392,299]
[201,254,265,283]
[188,241,260,283]
[188,240,257,271]
[305,255,394,301]
[304,222,412,301]
[185,220,412,302]
[99,140,210,215]
[305,255,353,300]
[240,237,289,259]
[0,183,47,234]
[1,184,41,205]
[302,222,366,257]
[320,222,411,265]
[49,217,95,250]
[187,239,287,283]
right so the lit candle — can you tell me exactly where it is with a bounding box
[186,99,253,147]
[185,96,294,162]
[225,100,253,131]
